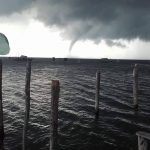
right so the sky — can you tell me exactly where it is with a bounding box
[0,0,150,59]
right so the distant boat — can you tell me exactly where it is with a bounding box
[100,58,109,62]
[14,55,28,61]
[20,55,27,60]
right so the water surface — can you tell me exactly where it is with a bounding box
[2,59,150,150]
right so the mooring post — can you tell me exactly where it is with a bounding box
[0,60,4,146]
[136,131,149,150]
[23,59,31,150]
[50,80,60,150]
[138,136,148,150]
[95,70,100,115]
[133,64,138,109]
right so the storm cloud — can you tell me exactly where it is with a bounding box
[1,0,150,47]
[0,0,33,16]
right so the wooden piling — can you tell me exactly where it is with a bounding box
[50,80,60,150]
[0,60,4,145]
[136,131,150,150]
[22,59,31,150]
[133,64,138,109]
[138,136,148,150]
[95,71,100,115]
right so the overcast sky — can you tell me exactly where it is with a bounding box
[0,0,150,59]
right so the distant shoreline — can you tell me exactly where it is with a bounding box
[0,56,150,64]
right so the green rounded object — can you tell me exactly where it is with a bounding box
[0,33,10,55]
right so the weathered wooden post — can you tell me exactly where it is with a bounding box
[95,71,100,115]
[136,131,150,150]
[133,64,138,109]
[50,80,60,150]
[0,60,4,146]
[22,59,31,150]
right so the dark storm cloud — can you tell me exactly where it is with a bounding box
[1,0,150,47]
[0,0,33,15]
[33,0,150,47]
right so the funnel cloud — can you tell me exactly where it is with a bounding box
[69,39,78,53]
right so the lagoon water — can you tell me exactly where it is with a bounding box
[2,59,150,150]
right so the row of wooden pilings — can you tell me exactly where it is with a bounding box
[95,63,139,113]
[0,60,139,150]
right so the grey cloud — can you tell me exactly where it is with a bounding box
[0,0,33,16]
[105,40,126,48]
[34,0,150,45]
[1,0,150,47]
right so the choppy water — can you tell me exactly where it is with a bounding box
[2,59,150,150]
